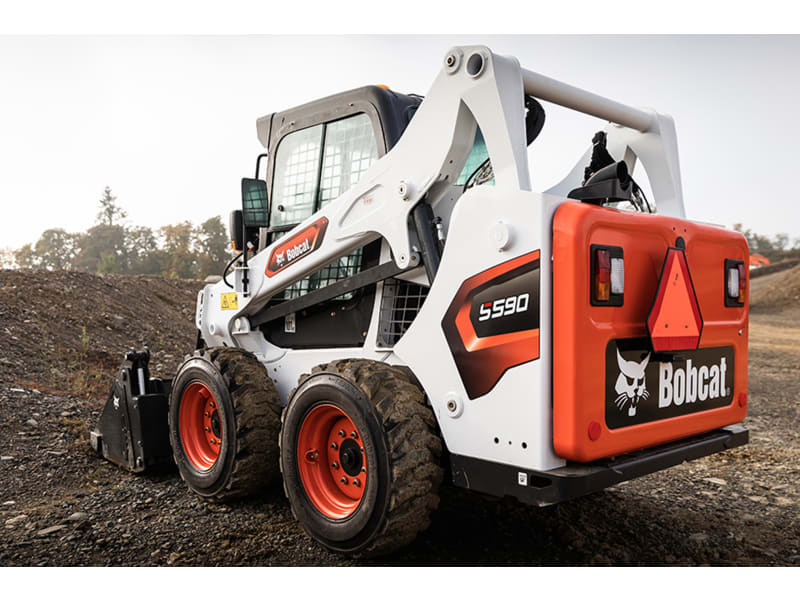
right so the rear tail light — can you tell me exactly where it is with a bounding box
[595,249,610,302]
[737,263,746,302]
[725,259,746,306]
[591,245,624,306]
[611,257,625,295]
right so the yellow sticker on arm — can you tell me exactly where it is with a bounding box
[220,292,238,310]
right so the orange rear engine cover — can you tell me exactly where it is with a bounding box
[552,202,748,462]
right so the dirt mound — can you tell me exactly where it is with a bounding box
[750,264,800,314]
[0,270,202,399]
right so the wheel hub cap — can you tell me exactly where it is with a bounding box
[179,382,222,471]
[297,404,367,519]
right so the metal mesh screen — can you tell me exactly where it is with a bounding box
[270,124,323,227]
[271,230,363,301]
[319,113,378,208]
[268,113,379,305]
[377,279,429,347]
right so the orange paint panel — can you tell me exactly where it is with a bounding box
[553,202,748,462]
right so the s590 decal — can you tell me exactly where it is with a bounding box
[477,293,531,322]
[442,251,540,399]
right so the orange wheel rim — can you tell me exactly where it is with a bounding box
[297,404,367,519]
[179,382,222,471]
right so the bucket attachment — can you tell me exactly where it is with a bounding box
[90,348,174,472]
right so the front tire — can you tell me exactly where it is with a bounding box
[280,359,443,557]
[169,347,282,501]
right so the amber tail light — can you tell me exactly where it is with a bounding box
[591,245,624,306]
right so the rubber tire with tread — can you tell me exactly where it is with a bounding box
[169,347,282,501]
[280,359,443,557]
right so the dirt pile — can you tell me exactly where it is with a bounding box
[749,264,800,314]
[0,270,201,398]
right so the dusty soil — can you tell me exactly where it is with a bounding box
[1,268,798,566]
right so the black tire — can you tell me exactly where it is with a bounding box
[280,359,443,557]
[169,347,281,501]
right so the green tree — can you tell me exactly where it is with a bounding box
[96,186,127,226]
[194,216,232,277]
[12,229,80,270]
[125,225,162,274]
[72,224,127,273]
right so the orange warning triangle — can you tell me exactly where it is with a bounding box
[647,247,703,351]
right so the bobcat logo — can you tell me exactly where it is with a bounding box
[614,350,650,417]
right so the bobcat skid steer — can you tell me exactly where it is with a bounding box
[92,45,749,557]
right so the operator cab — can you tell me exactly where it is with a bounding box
[232,86,540,350]
[239,86,423,349]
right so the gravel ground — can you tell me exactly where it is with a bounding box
[1,268,798,566]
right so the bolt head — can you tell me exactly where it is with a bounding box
[446,400,457,412]
[330,442,338,450]
[350,431,358,439]
[352,479,361,487]
[340,477,348,484]
[338,430,345,437]
[332,462,339,469]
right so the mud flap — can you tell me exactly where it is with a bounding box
[90,348,173,472]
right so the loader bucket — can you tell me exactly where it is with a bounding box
[90,348,174,473]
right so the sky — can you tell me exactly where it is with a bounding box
[1,35,799,251]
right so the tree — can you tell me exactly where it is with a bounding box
[11,229,80,270]
[96,186,127,227]
[14,244,35,269]
[160,221,197,278]
[125,225,162,275]
[72,224,126,273]
[194,216,232,277]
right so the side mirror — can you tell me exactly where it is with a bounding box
[229,209,244,252]
[241,178,269,228]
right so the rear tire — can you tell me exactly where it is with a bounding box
[169,347,281,501]
[280,359,443,557]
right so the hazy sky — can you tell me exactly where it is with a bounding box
[1,35,798,251]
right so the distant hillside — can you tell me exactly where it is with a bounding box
[750,264,800,314]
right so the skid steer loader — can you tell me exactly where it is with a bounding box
[91,45,749,557]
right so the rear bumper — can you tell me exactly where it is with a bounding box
[450,424,748,507]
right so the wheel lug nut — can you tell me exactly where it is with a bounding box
[330,442,338,450]
[361,467,366,473]
[204,427,210,432]
[332,462,339,469]
[352,479,360,487]
[338,430,345,438]
[350,431,358,439]
[340,476,348,484]
[204,412,210,417]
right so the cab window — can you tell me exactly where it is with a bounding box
[271,113,378,226]
[270,113,380,300]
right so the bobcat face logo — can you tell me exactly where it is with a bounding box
[614,350,650,417]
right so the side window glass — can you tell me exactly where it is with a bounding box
[270,124,324,227]
[456,128,494,187]
[270,113,379,302]
[319,113,379,208]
